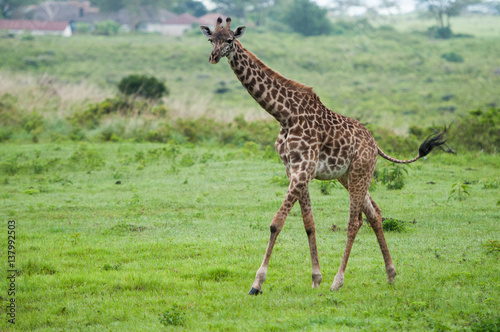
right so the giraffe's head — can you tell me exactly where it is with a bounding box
[200,17,246,64]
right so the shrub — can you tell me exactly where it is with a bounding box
[441,52,464,63]
[0,156,20,176]
[428,26,453,39]
[0,94,21,127]
[382,218,406,232]
[94,20,120,36]
[74,22,91,34]
[447,108,500,153]
[449,181,470,201]
[118,75,168,100]
[378,163,408,190]
[316,180,337,195]
[368,125,420,155]
[69,145,105,170]
[70,97,134,128]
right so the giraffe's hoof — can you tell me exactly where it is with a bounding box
[330,284,343,291]
[248,288,263,295]
[330,274,344,291]
[312,273,322,288]
[387,265,397,283]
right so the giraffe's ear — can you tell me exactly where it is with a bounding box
[234,26,246,39]
[200,26,212,38]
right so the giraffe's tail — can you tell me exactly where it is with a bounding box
[378,131,446,164]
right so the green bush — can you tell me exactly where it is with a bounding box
[448,108,500,153]
[441,52,464,63]
[378,163,408,190]
[70,97,134,128]
[74,22,91,34]
[118,75,168,100]
[316,180,337,195]
[69,145,105,170]
[428,26,453,39]
[382,218,406,232]
[94,20,120,36]
[369,126,420,156]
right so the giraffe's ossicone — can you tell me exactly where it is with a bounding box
[200,17,445,295]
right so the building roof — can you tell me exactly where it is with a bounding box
[31,1,98,22]
[164,13,198,25]
[0,19,69,31]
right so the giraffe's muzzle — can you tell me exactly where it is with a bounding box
[209,51,222,64]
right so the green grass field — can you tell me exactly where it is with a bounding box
[0,142,498,331]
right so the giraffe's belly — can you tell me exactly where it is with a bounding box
[315,159,350,180]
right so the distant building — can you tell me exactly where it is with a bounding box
[0,19,72,36]
[7,1,221,36]
[106,6,176,33]
[162,13,198,36]
[11,1,98,23]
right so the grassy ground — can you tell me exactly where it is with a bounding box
[1,15,500,131]
[0,142,498,331]
[390,14,500,38]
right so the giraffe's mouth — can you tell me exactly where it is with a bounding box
[209,53,222,64]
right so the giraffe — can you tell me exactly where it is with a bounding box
[200,17,445,295]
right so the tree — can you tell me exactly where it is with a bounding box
[1,0,38,18]
[173,0,207,17]
[281,0,332,36]
[211,0,248,19]
[418,0,481,30]
[90,0,174,13]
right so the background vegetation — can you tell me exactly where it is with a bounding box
[1,15,500,154]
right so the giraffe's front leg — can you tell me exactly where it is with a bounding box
[248,207,290,295]
[299,188,322,288]
[248,180,301,295]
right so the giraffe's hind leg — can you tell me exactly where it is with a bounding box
[337,175,363,229]
[330,174,367,291]
[363,194,396,283]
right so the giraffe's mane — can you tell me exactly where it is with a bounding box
[235,40,319,99]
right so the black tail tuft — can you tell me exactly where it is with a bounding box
[418,131,446,157]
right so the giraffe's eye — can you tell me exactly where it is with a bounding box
[227,39,233,44]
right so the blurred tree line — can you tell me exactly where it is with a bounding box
[2,0,498,37]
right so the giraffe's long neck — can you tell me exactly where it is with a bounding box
[228,40,319,125]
